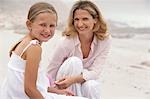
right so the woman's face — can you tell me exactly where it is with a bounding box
[73,9,97,36]
[28,12,57,42]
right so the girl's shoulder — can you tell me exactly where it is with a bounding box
[22,39,42,57]
[27,40,41,51]
[30,39,41,45]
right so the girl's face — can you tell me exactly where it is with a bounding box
[28,12,57,42]
[73,9,97,36]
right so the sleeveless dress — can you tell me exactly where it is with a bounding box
[0,40,87,99]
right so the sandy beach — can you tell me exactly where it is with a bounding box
[1,29,150,99]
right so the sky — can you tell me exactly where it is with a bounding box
[0,0,149,28]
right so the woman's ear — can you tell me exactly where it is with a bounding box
[26,20,32,31]
[94,18,98,24]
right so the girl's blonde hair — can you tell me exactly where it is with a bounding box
[9,2,57,56]
[63,0,109,40]
[27,2,57,22]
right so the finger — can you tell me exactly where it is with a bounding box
[55,84,66,89]
[64,89,74,96]
[55,80,66,85]
[55,79,65,85]
[57,78,66,82]
[68,91,75,96]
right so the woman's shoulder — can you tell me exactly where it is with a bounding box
[56,36,75,50]
[58,36,74,45]
[99,35,111,42]
[97,35,111,47]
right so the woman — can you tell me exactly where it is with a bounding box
[47,0,111,99]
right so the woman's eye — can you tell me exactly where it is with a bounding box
[83,18,88,21]
[74,18,79,21]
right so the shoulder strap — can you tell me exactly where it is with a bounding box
[20,40,40,57]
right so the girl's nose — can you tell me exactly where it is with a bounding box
[44,27,51,33]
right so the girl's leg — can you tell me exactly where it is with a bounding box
[56,56,83,96]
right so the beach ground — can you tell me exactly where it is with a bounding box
[0,29,150,99]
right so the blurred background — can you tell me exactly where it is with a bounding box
[0,0,150,33]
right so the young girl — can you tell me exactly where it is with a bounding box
[0,2,87,99]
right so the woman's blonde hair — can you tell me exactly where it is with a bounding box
[63,0,109,40]
[9,2,57,56]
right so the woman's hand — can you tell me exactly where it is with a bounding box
[55,76,75,89]
[48,86,75,96]
[57,89,75,96]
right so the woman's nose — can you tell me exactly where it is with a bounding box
[78,20,84,27]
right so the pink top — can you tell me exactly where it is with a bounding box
[47,35,111,81]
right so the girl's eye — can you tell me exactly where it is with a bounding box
[50,24,56,28]
[40,23,46,27]
[49,24,56,28]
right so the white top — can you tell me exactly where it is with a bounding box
[0,40,49,99]
[0,40,88,99]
